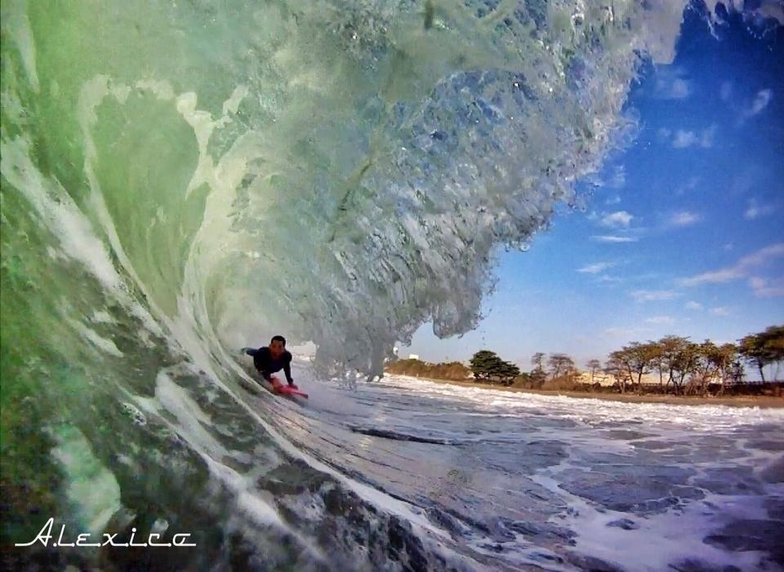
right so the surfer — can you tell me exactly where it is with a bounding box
[242,335,297,388]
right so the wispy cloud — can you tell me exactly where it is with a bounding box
[680,243,784,296]
[601,211,633,228]
[749,276,784,297]
[646,315,676,324]
[630,289,679,302]
[734,88,774,126]
[667,211,701,228]
[578,262,615,274]
[685,301,703,311]
[652,68,692,100]
[606,166,626,189]
[722,84,773,126]
[743,89,773,118]
[597,274,625,284]
[661,78,691,99]
[591,235,638,243]
[675,176,700,196]
[672,126,716,148]
[710,307,731,316]
[744,198,777,220]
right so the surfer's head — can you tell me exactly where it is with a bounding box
[269,335,286,358]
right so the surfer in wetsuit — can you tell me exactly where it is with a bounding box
[242,335,297,388]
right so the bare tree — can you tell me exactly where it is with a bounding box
[604,355,630,393]
[531,352,545,373]
[548,353,576,379]
[586,359,601,384]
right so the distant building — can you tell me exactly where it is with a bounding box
[576,371,616,387]
[408,354,419,360]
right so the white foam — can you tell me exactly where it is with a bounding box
[385,375,784,430]
[49,425,122,536]
[0,136,122,292]
[153,371,227,458]
[66,316,124,357]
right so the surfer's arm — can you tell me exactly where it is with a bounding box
[242,347,257,356]
[283,356,294,385]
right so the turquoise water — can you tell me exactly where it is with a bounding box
[2,1,781,570]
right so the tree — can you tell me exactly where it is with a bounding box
[649,336,698,395]
[647,341,667,390]
[470,350,502,381]
[604,355,629,393]
[586,359,601,384]
[469,350,520,385]
[667,339,700,395]
[716,343,744,385]
[739,325,784,382]
[688,340,724,396]
[608,341,657,393]
[531,352,545,373]
[547,353,576,379]
[696,342,744,395]
[497,361,521,385]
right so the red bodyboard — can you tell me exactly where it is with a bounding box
[271,379,308,398]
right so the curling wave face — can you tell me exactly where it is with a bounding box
[3,0,696,377]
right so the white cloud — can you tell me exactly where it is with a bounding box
[680,243,784,296]
[746,89,772,118]
[646,316,676,324]
[744,198,776,220]
[749,276,784,297]
[601,211,634,228]
[667,211,701,227]
[710,307,731,316]
[668,79,691,99]
[630,289,679,302]
[672,130,698,148]
[672,126,716,148]
[652,68,692,99]
[578,262,615,274]
[685,301,703,310]
[591,235,638,243]
[736,89,774,125]
[597,275,624,283]
[607,166,626,189]
[675,176,700,196]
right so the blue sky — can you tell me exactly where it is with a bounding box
[400,6,784,371]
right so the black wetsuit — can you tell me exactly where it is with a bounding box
[244,347,294,385]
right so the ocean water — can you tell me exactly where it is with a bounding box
[2,0,782,570]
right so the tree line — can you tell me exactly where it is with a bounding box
[386,325,784,397]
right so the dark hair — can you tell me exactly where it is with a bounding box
[271,335,286,346]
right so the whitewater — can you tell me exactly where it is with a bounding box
[2,0,782,570]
